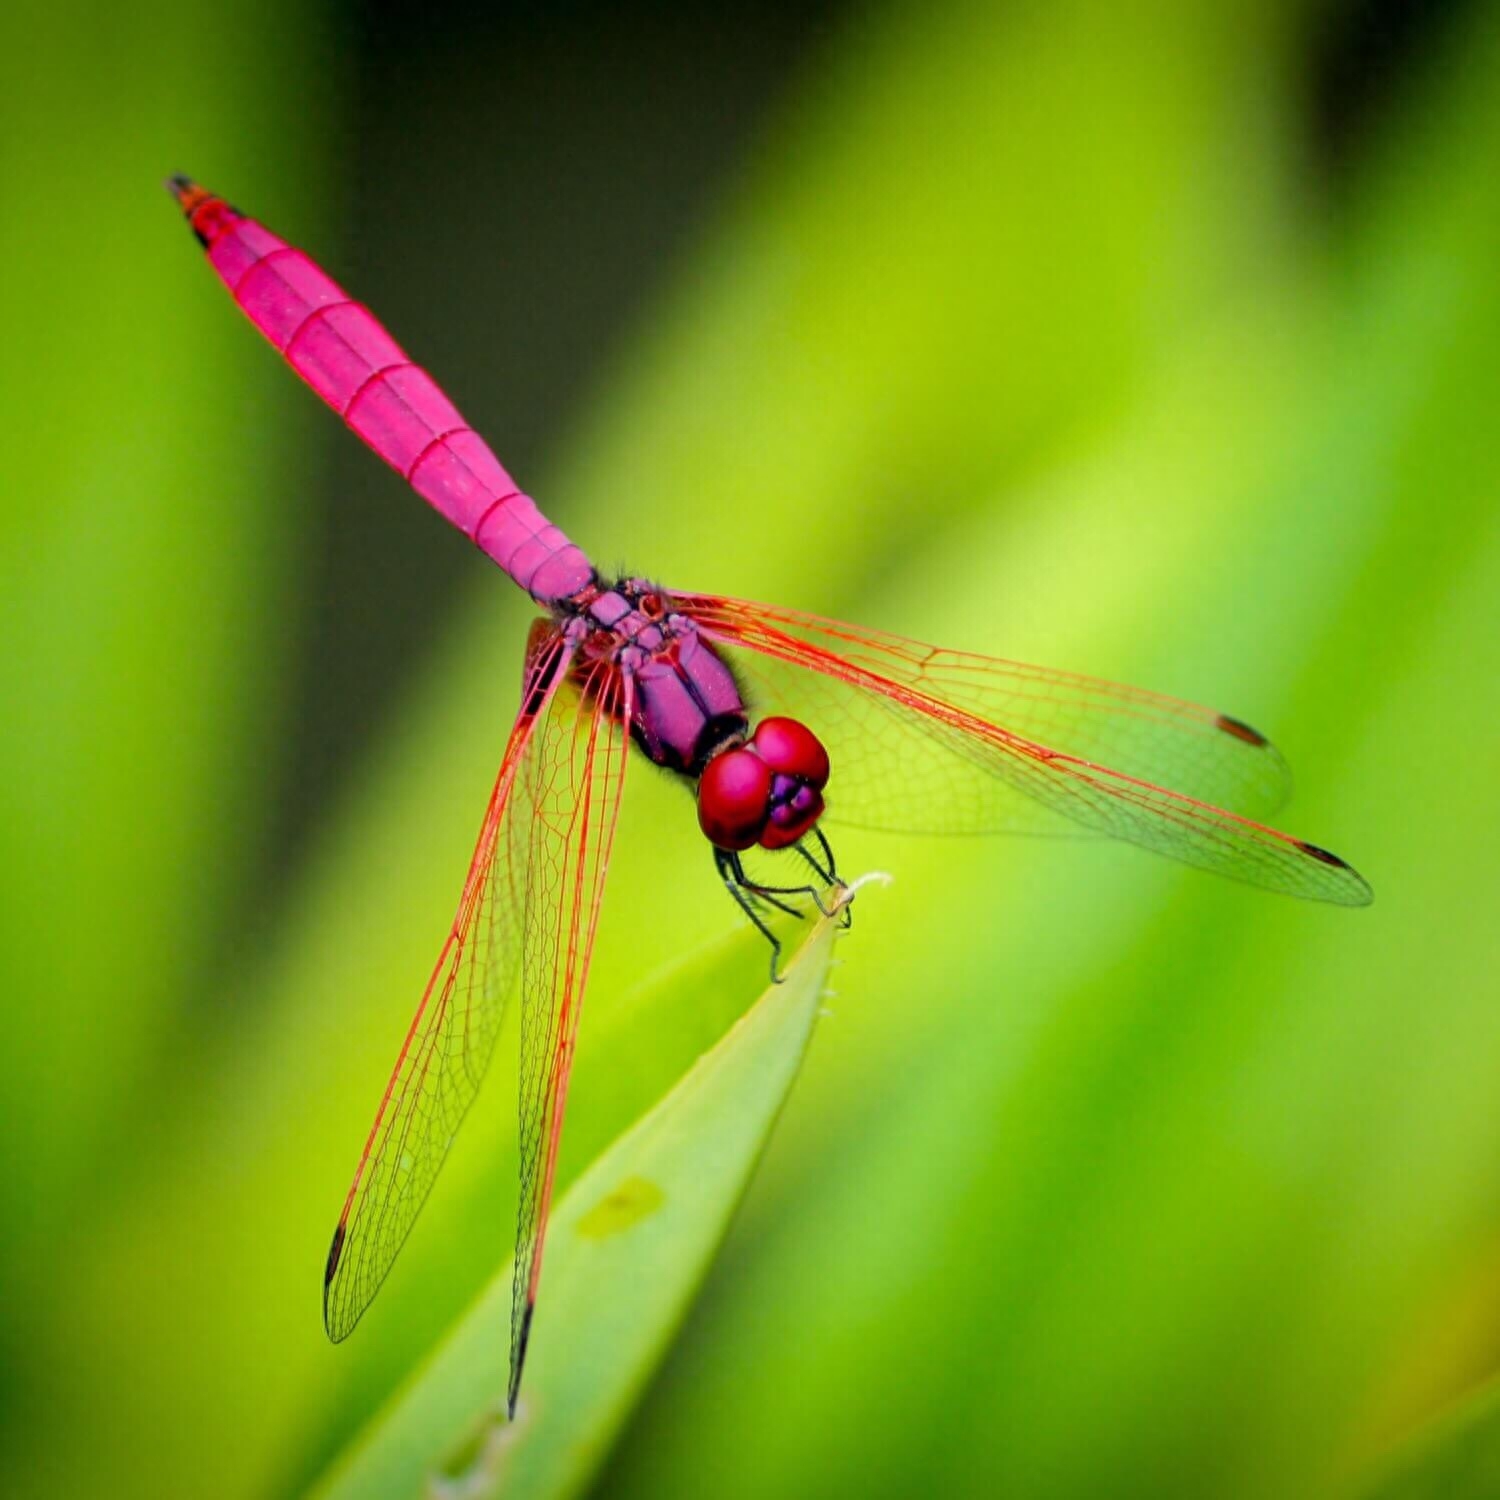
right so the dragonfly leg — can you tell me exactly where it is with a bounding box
[733,866,834,915]
[716,848,790,984]
[782,828,852,928]
[788,827,850,921]
[794,838,832,886]
[817,826,853,929]
[717,839,850,946]
[750,887,804,921]
[810,825,840,881]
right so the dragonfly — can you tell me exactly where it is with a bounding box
[168,176,1371,1414]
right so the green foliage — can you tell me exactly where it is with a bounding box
[4,0,1499,1496]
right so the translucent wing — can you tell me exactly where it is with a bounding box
[672,593,1370,905]
[322,623,573,1341]
[509,657,632,1414]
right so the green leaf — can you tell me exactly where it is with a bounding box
[310,912,842,1500]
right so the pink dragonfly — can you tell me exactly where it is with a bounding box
[169,177,1371,1413]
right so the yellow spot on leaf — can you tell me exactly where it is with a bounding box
[576,1176,665,1239]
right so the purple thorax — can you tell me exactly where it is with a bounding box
[568,580,746,776]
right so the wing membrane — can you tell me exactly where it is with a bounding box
[674,594,1291,820]
[674,594,1370,905]
[509,657,632,1414]
[322,624,572,1341]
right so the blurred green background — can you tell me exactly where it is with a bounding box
[3,0,1499,1495]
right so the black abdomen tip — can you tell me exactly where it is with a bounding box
[164,175,239,247]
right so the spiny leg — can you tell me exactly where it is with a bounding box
[820,826,853,928]
[725,848,839,919]
[716,848,792,984]
[715,841,851,976]
[794,839,832,885]
[794,827,853,928]
[801,825,839,882]
[787,827,849,923]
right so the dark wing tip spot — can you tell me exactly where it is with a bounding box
[324,1222,346,1285]
[1296,840,1374,906]
[1216,713,1269,748]
[1297,839,1348,868]
[508,1300,536,1419]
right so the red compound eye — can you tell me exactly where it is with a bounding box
[750,717,829,788]
[697,747,773,850]
[698,719,830,852]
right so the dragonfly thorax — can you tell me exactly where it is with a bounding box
[564,582,832,852]
[697,717,830,852]
[567,579,748,776]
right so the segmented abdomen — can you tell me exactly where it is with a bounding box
[170,179,593,604]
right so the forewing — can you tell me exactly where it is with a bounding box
[674,594,1370,905]
[322,624,573,1341]
[674,594,1291,823]
[509,658,633,1414]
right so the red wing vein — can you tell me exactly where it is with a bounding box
[508,659,632,1413]
[673,593,1293,821]
[322,627,572,1341]
[676,595,1369,905]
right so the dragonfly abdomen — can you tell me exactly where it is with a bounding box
[167,177,594,605]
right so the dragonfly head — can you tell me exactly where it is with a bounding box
[697,717,830,852]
